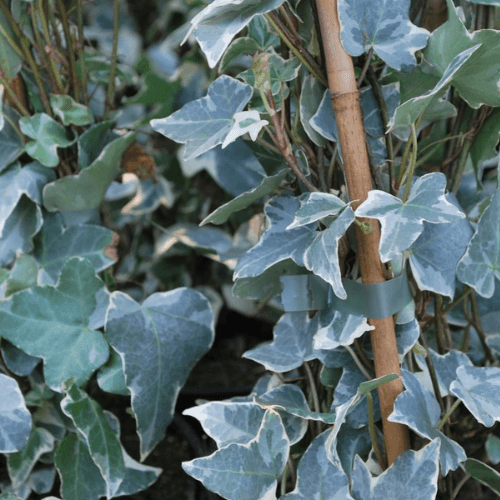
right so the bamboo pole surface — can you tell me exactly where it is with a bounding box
[315,0,411,465]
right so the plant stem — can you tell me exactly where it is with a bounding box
[366,392,387,470]
[436,399,461,431]
[469,290,495,363]
[401,123,418,202]
[356,47,373,88]
[264,12,328,87]
[450,135,473,194]
[76,0,88,105]
[104,0,119,120]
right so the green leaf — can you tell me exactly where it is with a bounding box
[96,348,130,396]
[486,434,500,465]
[7,427,54,489]
[19,114,75,167]
[60,382,126,498]
[423,0,500,108]
[220,37,260,73]
[201,169,288,226]
[0,257,110,391]
[0,107,24,173]
[50,94,93,126]
[77,121,117,170]
[33,213,115,284]
[105,288,215,460]
[464,458,500,495]
[5,254,38,297]
[42,132,135,211]
[0,8,22,80]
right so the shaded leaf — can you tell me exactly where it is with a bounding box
[351,440,440,500]
[77,120,116,170]
[105,288,215,460]
[355,173,465,262]
[183,0,286,68]
[464,459,500,495]
[457,187,500,298]
[388,369,466,474]
[486,434,500,465]
[19,114,74,167]
[220,37,260,73]
[0,374,32,453]
[121,176,176,215]
[50,94,93,126]
[0,258,109,391]
[96,348,130,396]
[338,0,429,71]
[299,75,326,146]
[1,341,40,377]
[182,411,289,500]
[0,107,24,174]
[4,254,38,297]
[151,76,253,160]
[42,132,135,211]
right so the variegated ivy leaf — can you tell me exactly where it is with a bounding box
[303,207,355,299]
[105,288,215,460]
[19,113,75,168]
[338,0,429,71]
[409,193,473,299]
[151,76,252,160]
[388,44,480,131]
[0,258,109,392]
[287,192,347,229]
[182,411,289,500]
[0,162,55,237]
[450,365,500,427]
[282,431,353,500]
[234,195,317,279]
[299,75,326,147]
[313,309,374,350]
[457,187,500,298]
[0,374,32,453]
[243,311,318,372]
[355,173,465,262]
[182,0,286,68]
[351,440,440,500]
[221,110,269,149]
[49,94,93,126]
[388,369,466,475]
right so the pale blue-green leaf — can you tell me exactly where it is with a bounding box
[19,114,74,167]
[351,440,440,500]
[334,426,371,480]
[0,198,42,267]
[105,288,215,460]
[423,0,500,108]
[61,381,126,498]
[33,213,115,284]
[0,108,24,174]
[4,254,38,297]
[395,319,420,360]
[201,169,288,226]
[299,75,326,146]
[121,176,176,215]
[486,434,500,465]
[182,411,289,500]
[54,433,106,500]
[88,286,111,330]
[50,94,93,126]
[282,431,353,500]
[0,258,109,391]
[178,141,266,197]
[450,365,500,427]
[0,374,31,453]
[427,349,473,391]
[104,179,138,202]
[409,193,473,298]
[314,308,373,350]
[457,188,500,298]
[184,400,306,447]
[388,45,480,130]
[243,311,317,372]
[388,369,466,474]
[303,207,355,298]
[151,76,253,160]
[42,132,135,211]
[355,173,465,262]
[7,428,54,489]
[287,192,347,229]
[234,195,316,279]
[96,348,130,396]
[0,162,55,236]
[1,341,40,377]
[256,384,337,424]
[27,468,55,495]
[338,0,429,71]
[77,121,116,170]
[464,458,500,495]
[183,0,286,68]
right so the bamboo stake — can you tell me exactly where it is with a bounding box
[315,0,410,465]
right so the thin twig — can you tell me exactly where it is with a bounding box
[304,361,322,436]
[104,0,119,120]
[357,47,373,88]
